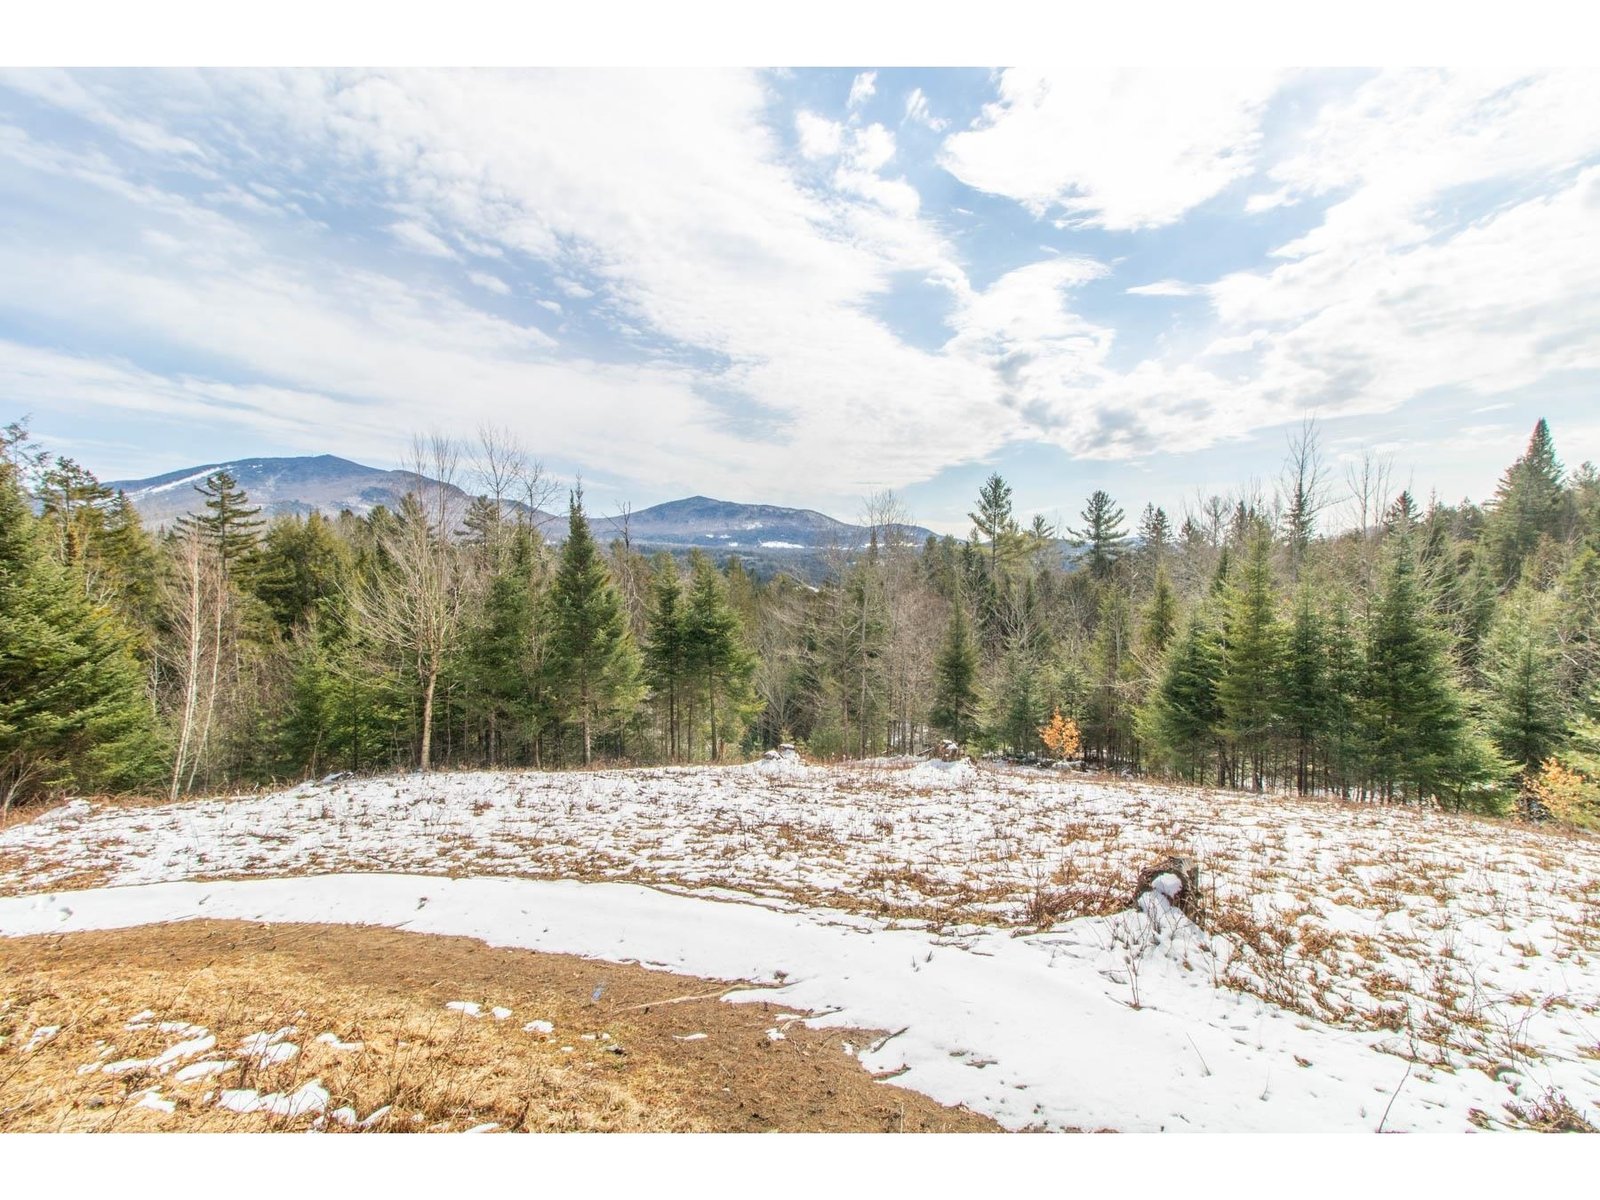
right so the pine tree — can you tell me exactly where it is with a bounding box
[994,651,1046,756]
[176,470,264,581]
[35,456,115,568]
[545,490,643,765]
[968,473,1020,583]
[1218,529,1284,791]
[931,596,979,745]
[0,459,158,812]
[1074,490,1127,581]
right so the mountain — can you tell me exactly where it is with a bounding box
[611,495,930,553]
[106,455,494,527]
[105,457,934,572]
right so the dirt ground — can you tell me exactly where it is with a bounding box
[0,919,999,1133]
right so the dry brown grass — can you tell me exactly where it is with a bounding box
[0,920,998,1134]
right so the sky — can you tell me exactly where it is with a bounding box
[2,66,1598,535]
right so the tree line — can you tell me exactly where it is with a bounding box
[3,417,1598,826]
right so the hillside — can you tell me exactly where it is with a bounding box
[106,456,934,571]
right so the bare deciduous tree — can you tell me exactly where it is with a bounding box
[355,434,470,772]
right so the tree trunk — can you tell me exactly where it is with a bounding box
[171,549,203,801]
[419,662,438,771]
[709,671,719,761]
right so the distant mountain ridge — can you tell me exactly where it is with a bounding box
[107,455,934,560]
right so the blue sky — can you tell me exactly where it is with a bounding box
[1,67,1598,533]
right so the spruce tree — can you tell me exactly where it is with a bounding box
[643,555,689,759]
[931,596,979,745]
[1481,588,1566,776]
[1363,527,1504,806]
[253,511,352,635]
[0,459,158,812]
[1282,584,1329,795]
[1484,419,1568,588]
[544,490,643,765]
[1322,592,1365,797]
[1218,529,1284,791]
[1139,609,1224,784]
[35,456,115,568]
[682,550,757,761]
[460,525,544,765]
[1140,566,1179,656]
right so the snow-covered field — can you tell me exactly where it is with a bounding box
[3,760,1598,1132]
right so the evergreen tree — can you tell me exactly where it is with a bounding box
[681,550,758,760]
[1139,609,1224,784]
[1481,588,1566,776]
[1553,545,1600,706]
[931,596,979,745]
[1217,529,1284,791]
[175,470,264,581]
[1322,592,1365,797]
[1137,503,1172,567]
[1363,527,1504,807]
[279,613,407,776]
[459,525,546,765]
[643,554,689,759]
[1282,584,1329,795]
[1484,419,1568,588]
[993,651,1046,756]
[1085,586,1136,766]
[968,473,1021,582]
[1140,566,1179,656]
[253,512,352,635]
[1074,490,1128,581]
[35,456,115,568]
[544,490,643,764]
[0,459,158,812]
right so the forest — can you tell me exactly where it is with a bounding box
[3,417,1598,826]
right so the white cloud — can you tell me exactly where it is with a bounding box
[389,219,456,258]
[0,69,1000,504]
[467,270,510,295]
[847,71,876,109]
[903,88,947,132]
[795,110,842,159]
[1126,280,1202,297]
[941,67,1285,230]
[5,67,1598,507]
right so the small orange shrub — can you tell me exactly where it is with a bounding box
[1526,758,1599,829]
[1038,710,1081,761]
